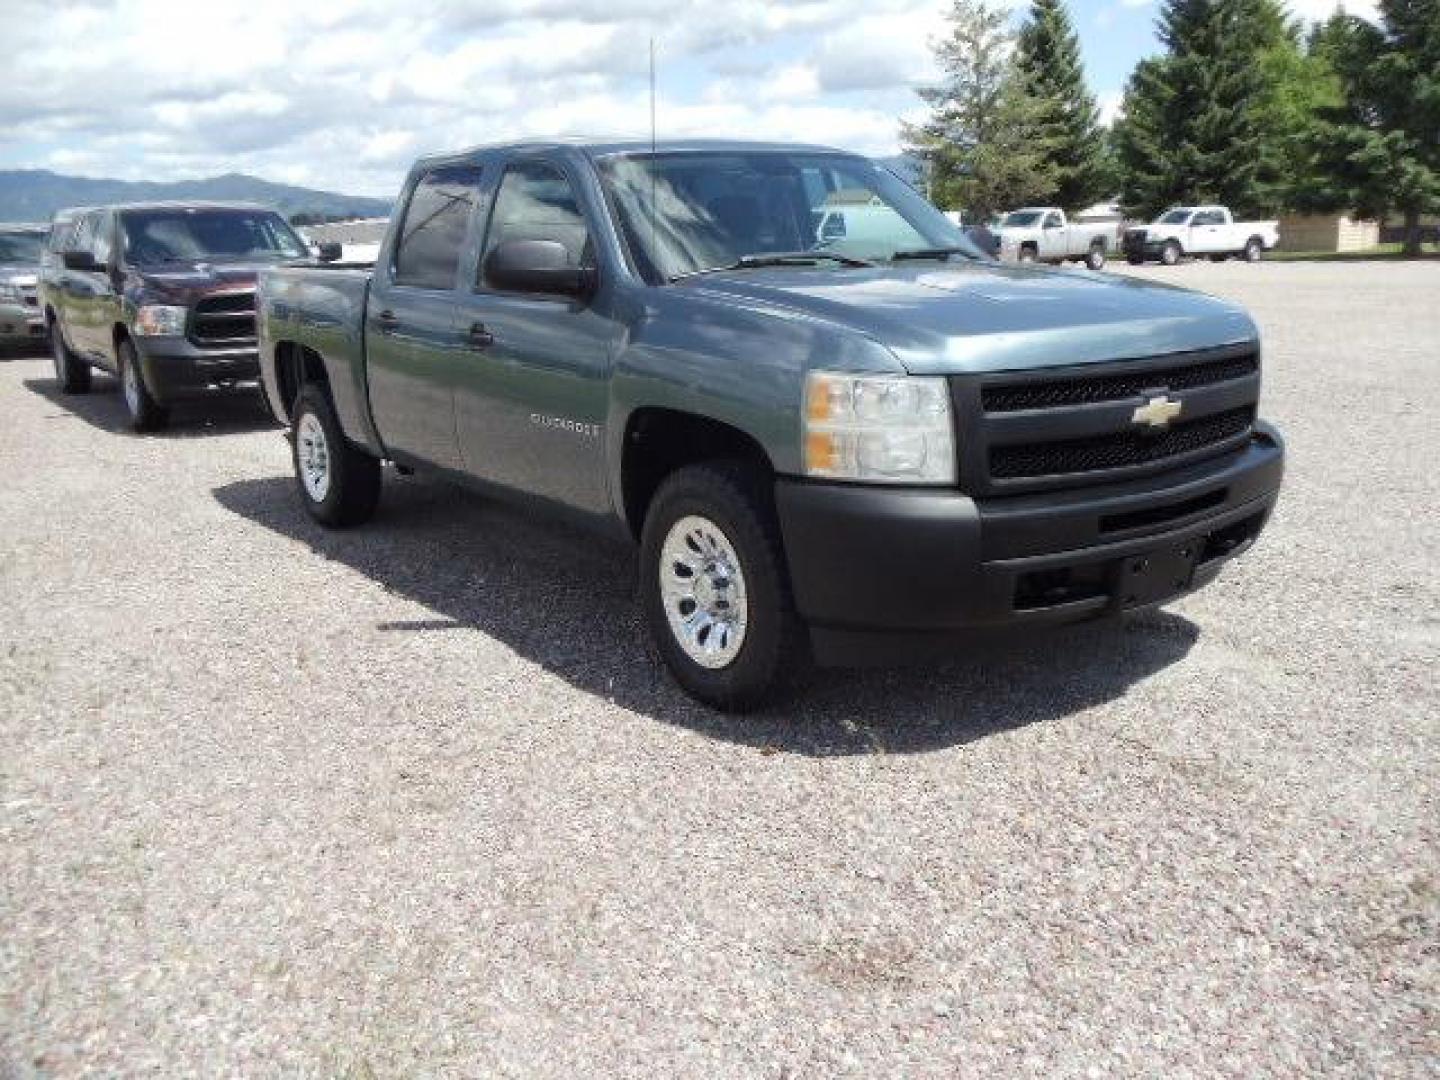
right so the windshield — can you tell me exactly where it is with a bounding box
[1159,209,1193,224]
[0,231,46,264]
[1002,211,1044,228]
[597,151,981,280]
[120,209,308,265]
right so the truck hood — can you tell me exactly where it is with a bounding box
[681,261,1256,374]
[128,259,289,302]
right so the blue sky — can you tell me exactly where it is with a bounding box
[0,0,1370,196]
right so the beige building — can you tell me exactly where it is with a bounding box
[1275,213,1379,253]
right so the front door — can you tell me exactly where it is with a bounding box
[451,157,618,517]
[363,162,485,472]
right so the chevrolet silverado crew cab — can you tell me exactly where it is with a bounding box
[41,201,310,429]
[996,208,1117,270]
[258,140,1284,710]
[1123,207,1280,266]
[0,224,49,351]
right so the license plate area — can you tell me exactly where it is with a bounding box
[1116,542,1199,608]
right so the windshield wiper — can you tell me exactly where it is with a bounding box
[671,250,875,282]
[890,246,981,262]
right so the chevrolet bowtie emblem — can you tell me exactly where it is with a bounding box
[1132,394,1183,429]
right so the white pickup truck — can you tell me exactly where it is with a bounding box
[996,208,1118,270]
[1123,207,1280,266]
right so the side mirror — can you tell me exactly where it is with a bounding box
[63,250,100,272]
[484,239,594,299]
[316,241,343,263]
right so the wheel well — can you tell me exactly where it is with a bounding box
[272,342,330,422]
[1020,240,1038,251]
[621,409,773,539]
[1090,236,1106,250]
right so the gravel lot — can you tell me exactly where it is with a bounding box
[2,261,1436,1077]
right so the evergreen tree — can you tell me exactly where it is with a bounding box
[904,0,1060,218]
[1014,0,1111,211]
[1113,0,1280,219]
[1303,0,1440,253]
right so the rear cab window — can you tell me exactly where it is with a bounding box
[392,164,484,290]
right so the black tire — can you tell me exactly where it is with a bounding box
[1018,245,1038,264]
[50,321,91,394]
[117,337,168,432]
[291,383,381,527]
[640,461,802,711]
[1085,243,1106,271]
[1243,237,1263,262]
[1161,240,1182,266]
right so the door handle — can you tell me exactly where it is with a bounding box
[374,309,400,334]
[465,322,495,349]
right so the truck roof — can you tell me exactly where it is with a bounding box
[413,138,852,170]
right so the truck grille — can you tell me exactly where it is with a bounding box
[951,343,1261,495]
[981,353,1257,412]
[190,291,256,346]
[990,405,1256,479]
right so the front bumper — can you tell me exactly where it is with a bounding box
[775,424,1284,664]
[0,301,45,345]
[132,335,259,404]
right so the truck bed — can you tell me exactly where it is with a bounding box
[256,264,375,439]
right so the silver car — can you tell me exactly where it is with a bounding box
[0,224,49,351]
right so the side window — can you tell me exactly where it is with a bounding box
[480,161,593,286]
[393,164,483,290]
[91,212,113,265]
[48,219,74,253]
[1044,212,1063,229]
[1195,210,1220,226]
[68,214,96,258]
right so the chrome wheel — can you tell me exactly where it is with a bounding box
[122,354,141,417]
[659,514,749,669]
[296,411,331,503]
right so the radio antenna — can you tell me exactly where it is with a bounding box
[649,36,658,271]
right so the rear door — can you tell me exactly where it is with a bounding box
[364,162,486,471]
[451,155,618,516]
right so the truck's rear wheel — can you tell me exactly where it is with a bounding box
[118,338,168,432]
[1085,243,1106,271]
[1161,241,1182,266]
[640,461,800,711]
[51,324,90,394]
[1243,237,1263,262]
[1018,245,1037,264]
[291,384,380,527]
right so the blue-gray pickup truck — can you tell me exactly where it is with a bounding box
[257,140,1284,709]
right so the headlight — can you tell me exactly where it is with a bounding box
[803,371,955,484]
[0,283,20,302]
[133,304,188,336]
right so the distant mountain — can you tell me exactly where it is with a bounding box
[0,170,391,224]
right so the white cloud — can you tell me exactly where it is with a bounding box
[0,0,966,195]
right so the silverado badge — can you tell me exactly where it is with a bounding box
[1132,394,1183,429]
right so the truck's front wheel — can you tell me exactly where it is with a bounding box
[640,462,800,711]
[1161,240,1182,266]
[118,338,168,432]
[1085,243,1106,271]
[291,384,381,527]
